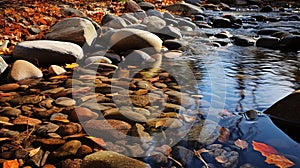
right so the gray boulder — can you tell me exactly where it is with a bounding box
[142,16,166,32]
[165,3,203,16]
[13,40,83,64]
[45,17,97,46]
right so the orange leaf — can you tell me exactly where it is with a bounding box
[3,159,19,168]
[234,139,248,150]
[265,154,295,168]
[86,136,106,146]
[148,76,159,83]
[218,127,230,143]
[252,141,278,157]
[215,156,228,164]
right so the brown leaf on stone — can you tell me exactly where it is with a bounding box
[215,156,228,164]
[3,159,19,168]
[218,127,230,143]
[86,136,106,147]
[234,139,248,150]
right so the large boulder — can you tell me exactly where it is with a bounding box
[13,40,83,65]
[142,16,166,32]
[165,3,203,16]
[109,28,162,54]
[45,17,97,46]
[9,60,43,81]
[82,150,150,168]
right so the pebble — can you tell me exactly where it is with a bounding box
[58,122,82,136]
[48,65,66,75]
[76,145,93,158]
[70,107,99,122]
[0,107,21,117]
[13,115,42,126]
[55,97,76,107]
[82,150,151,168]
[138,2,155,11]
[9,60,43,81]
[124,0,142,13]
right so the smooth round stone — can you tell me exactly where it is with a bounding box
[134,11,147,20]
[48,65,66,75]
[260,5,273,12]
[165,3,204,16]
[13,40,84,64]
[257,28,281,35]
[256,37,279,49]
[162,12,175,19]
[9,60,43,81]
[279,35,300,51]
[164,18,179,27]
[124,0,142,13]
[163,50,183,59]
[55,97,76,107]
[82,150,151,168]
[76,145,93,158]
[156,26,182,39]
[175,18,197,29]
[138,2,155,11]
[212,17,231,28]
[13,115,42,126]
[102,15,127,29]
[0,83,20,92]
[142,16,166,32]
[163,39,186,50]
[126,24,148,31]
[70,107,99,122]
[233,35,256,46]
[214,31,233,38]
[0,107,21,117]
[123,50,154,66]
[58,122,82,135]
[121,13,139,24]
[146,9,163,18]
[109,28,162,55]
[84,56,112,65]
[52,140,82,158]
[50,113,69,123]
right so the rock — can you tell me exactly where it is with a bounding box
[0,128,19,137]
[61,159,82,168]
[233,35,255,46]
[13,40,83,64]
[260,5,273,12]
[162,12,175,19]
[132,123,152,142]
[83,119,132,140]
[138,2,155,11]
[165,3,203,16]
[126,24,148,31]
[62,7,85,17]
[194,14,205,21]
[70,107,99,122]
[13,115,42,126]
[58,122,82,135]
[45,17,97,46]
[279,35,300,51]
[123,50,153,66]
[104,106,148,123]
[52,140,82,158]
[82,150,150,168]
[176,18,197,29]
[156,26,182,40]
[163,51,183,59]
[109,28,162,54]
[84,56,112,65]
[146,9,163,18]
[50,113,69,123]
[76,145,93,158]
[215,31,233,38]
[185,0,202,6]
[36,123,59,134]
[102,14,127,29]
[55,97,76,107]
[143,16,166,32]
[212,17,231,28]
[121,13,139,24]
[48,65,66,75]
[164,18,178,27]
[0,83,20,92]
[172,146,199,167]
[257,28,281,35]
[124,0,142,12]
[0,107,21,117]
[265,90,300,124]
[163,39,186,50]
[36,138,66,146]
[134,11,147,20]
[0,56,8,74]
[256,37,279,49]
[9,60,43,81]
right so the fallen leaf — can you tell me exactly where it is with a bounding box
[148,76,159,83]
[3,159,19,168]
[0,137,11,142]
[65,63,78,69]
[29,146,41,157]
[252,141,278,157]
[234,139,248,150]
[86,136,106,147]
[265,154,295,168]
[49,75,68,80]
[218,127,230,143]
[215,156,228,164]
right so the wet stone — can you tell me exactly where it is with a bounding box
[52,140,82,158]
[0,128,19,137]
[0,83,20,92]
[58,122,82,136]
[13,115,42,126]
[76,145,93,158]
[36,123,60,134]
[70,107,99,122]
[36,138,66,146]
[0,107,21,117]
[55,97,76,107]
[61,159,82,168]
[50,113,69,123]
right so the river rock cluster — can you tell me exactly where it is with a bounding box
[0,0,299,168]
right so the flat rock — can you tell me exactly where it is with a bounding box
[45,17,97,46]
[13,40,83,65]
[256,37,279,49]
[0,107,21,117]
[121,13,139,24]
[0,83,20,92]
[146,9,163,18]
[84,56,112,65]
[70,107,99,122]
[109,28,162,54]
[13,115,42,126]
[156,26,182,39]
[142,16,166,32]
[48,65,66,75]
[233,35,255,46]
[82,150,150,168]
[102,14,127,29]
[138,2,155,11]
[9,60,43,81]
[55,97,76,107]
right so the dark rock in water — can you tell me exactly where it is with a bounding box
[251,14,267,22]
[138,2,155,11]
[214,31,233,39]
[233,35,255,46]
[222,14,242,25]
[260,5,273,12]
[212,17,231,28]
[264,90,300,141]
[256,37,279,49]
[194,14,205,21]
[279,35,300,51]
[163,39,186,50]
[257,28,282,35]
[82,150,150,168]
[171,146,202,167]
[122,50,154,66]
[156,26,182,40]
